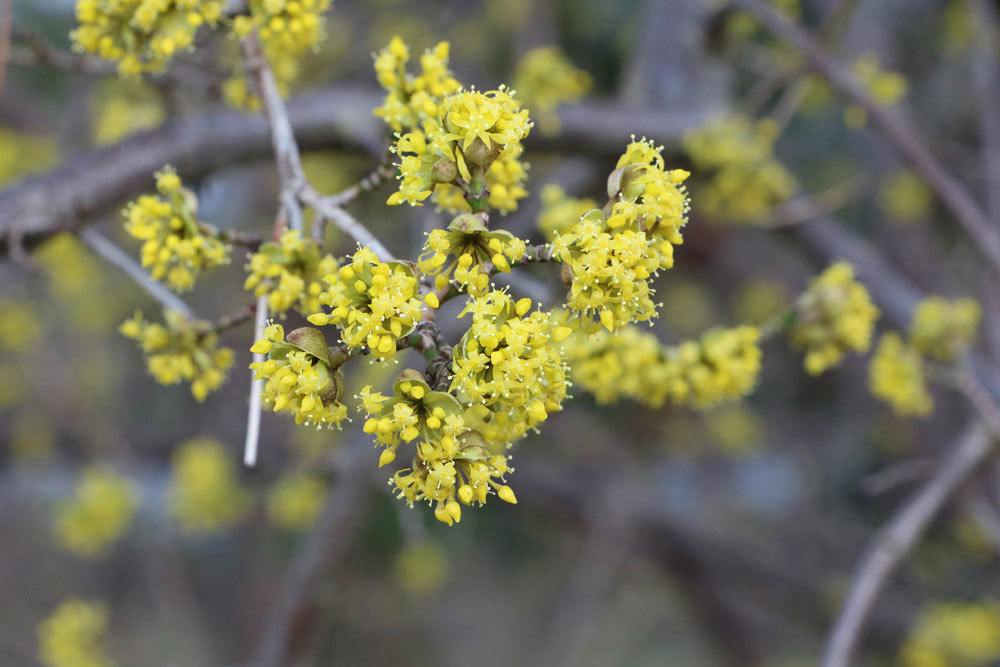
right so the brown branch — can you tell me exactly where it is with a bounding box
[822,423,995,667]
[0,87,707,253]
[734,0,1000,279]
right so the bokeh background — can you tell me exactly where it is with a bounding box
[2,0,1000,665]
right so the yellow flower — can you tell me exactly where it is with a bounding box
[879,170,932,224]
[513,46,592,134]
[0,126,57,187]
[682,115,795,223]
[661,326,763,409]
[564,324,672,407]
[910,296,980,362]
[120,309,234,401]
[0,299,42,352]
[417,214,527,295]
[845,53,907,127]
[537,184,597,242]
[449,290,570,449]
[373,37,462,132]
[123,167,230,292]
[244,230,338,315]
[38,599,114,667]
[789,262,879,375]
[308,246,423,360]
[869,332,933,417]
[250,324,349,428]
[55,467,137,558]
[267,473,327,530]
[72,0,224,76]
[169,437,251,533]
[900,601,1000,667]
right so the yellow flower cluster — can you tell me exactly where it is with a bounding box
[869,296,980,417]
[373,36,462,132]
[788,262,879,375]
[72,0,224,76]
[682,115,795,223]
[537,184,597,242]
[244,230,338,315]
[169,437,251,533]
[879,170,932,224]
[120,310,234,401]
[552,140,689,332]
[250,324,349,428]
[267,473,327,530]
[123,167,230,292]
[845,53,907,127]
[417,214,527,295]
[38,599,113,667]
[360,370,513,525]
[450,291,571,449]
[869,332,933,417]
[910,296,981,362]
[55,467,137,558]
[307,246,424,359]
[566,324,762,410]
[513,46,592,133]
[228,0,331,108]
[388,84,533,214]
[564,325,670,407]
[92,79,165,145]
[660,326,763,409]
[900,601,1000,667]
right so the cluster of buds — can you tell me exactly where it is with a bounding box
[417,214,528,295]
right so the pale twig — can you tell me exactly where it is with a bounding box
[734,0,1000,280]
[300,184,395,260]
[78,228,194,318]
[243,295,268,467]
[322,153,394,208]
[761,178,863,228]
[822,423,994,667]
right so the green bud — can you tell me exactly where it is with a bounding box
[463,137,501,167]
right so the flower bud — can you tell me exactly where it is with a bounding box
[463,136,501,167]
[431,157,458,184]
[286,326,333,367]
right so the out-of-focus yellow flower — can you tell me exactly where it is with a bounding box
[910,296,980,362]
[661,326,763,409]
[0,126,57,186]
[869,332,933,417]
[879,170,932,224]
[36,234,121,335]
[72,0,224,76]
[537,184,597,242]
[267,473,327,530]
[55,467,137,558]
[845,53,906,127]
[38,598,114,667]
[393,539,449,595]
[683,115,795,223]
[0,299,42,353]
[92,80,165,145]
[120,310,234,402]
[169,437,251,533]
[513,46,591,133]
[789,262,879,375]
[900,601,1000,667]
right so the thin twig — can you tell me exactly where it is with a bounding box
[78,228,194,318]
[822,423,995,667]
[322,153,395,208]
[301,184,395,260]
[967,0,1000,221]
[243,295,268,467]
[734,0,1000,280]
[8,28,114,75]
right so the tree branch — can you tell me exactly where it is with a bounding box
[733,0,1000,279]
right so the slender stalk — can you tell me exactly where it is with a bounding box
[243,295,269,467]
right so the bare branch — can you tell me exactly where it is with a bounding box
[243,296,268,467]
[967,0,1000,220]
[733,0,1000,279]
[79,228,194,318]
[822,423,994,667]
